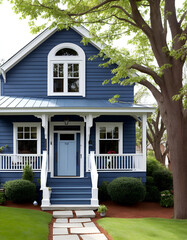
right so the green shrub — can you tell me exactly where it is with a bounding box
[145,176,160,202]
[153,169,173,191]
[99,181,110,201]
[22,165,34,182]
[160,190,174,208]
[107,177,146,205]
[4,179,36,203]
[147,158,163,176]
[0,192,5,204]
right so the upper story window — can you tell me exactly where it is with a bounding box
[48,43,86,96]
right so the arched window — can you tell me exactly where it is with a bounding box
[48,43,85,96]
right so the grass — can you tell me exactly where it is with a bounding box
[97,218,187,240]
[0,206,52,240]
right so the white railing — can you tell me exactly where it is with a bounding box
[89,151,99,206]
[89,153,145,171]
[0,154,43,171]
[40,150,50,207]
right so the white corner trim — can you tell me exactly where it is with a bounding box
[1,25,102,75]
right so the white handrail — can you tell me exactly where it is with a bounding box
[40,150,48,189]
[40,150,50,207]
[89,151,98,205]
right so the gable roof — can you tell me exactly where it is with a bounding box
[0,26,102,77]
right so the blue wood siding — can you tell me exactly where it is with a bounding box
[3,29,134,102]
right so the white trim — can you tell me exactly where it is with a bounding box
[50,121,85,178]
[1,26,102,75]
[95,122,123,155]
[13,122,41,155]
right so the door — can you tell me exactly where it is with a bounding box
[57,133,76,176]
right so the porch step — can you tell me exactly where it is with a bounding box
[51,198,91,205]
[51,192,91,199]
[52,187,91,193]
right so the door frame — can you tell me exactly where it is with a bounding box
[50,121,85,178]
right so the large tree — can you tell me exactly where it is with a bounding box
[7,0,187,218]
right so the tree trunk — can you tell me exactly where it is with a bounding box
[153,141,166,165]
[159,100,187,219]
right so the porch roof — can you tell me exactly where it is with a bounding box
[0,96,155,115]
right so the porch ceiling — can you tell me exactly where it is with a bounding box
[0,96,155,115]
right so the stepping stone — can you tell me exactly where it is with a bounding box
[81,234,108,240]
[53,211,73,218]
[53,235,80,240]
[75,210,95,218]
[53,222,83,228]
[70,218,91,223]
[56,218,68,223]
[70,227,100,234]
[53,228,68,235]
[83,222,96,227]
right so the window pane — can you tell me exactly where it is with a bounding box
[31,133,37,139]
[31,127,37,133]
[59,64,64,77]
[18,140,37,154]
[68,64,79,77]
[68,79,79,92]
[68,64,73,77]
[113,127,119,139]
[25,127,30,132]
[100,127,106,139]
[53,64,58,77]
[18,133,23,139]
[55,48,78,56]
[60,134,74,140]
[25,132,30,139]
[54,79,64,92]
[99,140,119,154]
[18,127,23,132]
[107,129,112,139]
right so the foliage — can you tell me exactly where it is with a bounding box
[22,165,34,182]
[97,218,187,240]
[97,204,108,214]
[0,192,5,204]
[160,190,174,208]
[153,169,173,191]
[147,154,163,176]
[0,206,52,240]
[4,179,36,203]
[107,177,146,205]
[145,176,160,202]
[98,181,110,201]
[0,145,8,153]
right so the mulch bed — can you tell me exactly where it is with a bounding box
[2,200,174,240]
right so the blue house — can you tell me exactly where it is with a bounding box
[0,26,154,210]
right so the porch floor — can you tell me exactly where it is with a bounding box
[41,205,99,211]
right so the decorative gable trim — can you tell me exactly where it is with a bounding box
[1,26,102,75]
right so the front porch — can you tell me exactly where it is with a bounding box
[0,97,154,208]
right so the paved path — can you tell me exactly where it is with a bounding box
[53,210,108,240]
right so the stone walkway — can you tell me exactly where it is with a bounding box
[53,210,108,240]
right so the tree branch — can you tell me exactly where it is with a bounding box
[113,15,138,28]
[179,10,187,26]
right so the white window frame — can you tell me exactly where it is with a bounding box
[48,43,86,96]
[96,122,123,154]
[13,122,41,154]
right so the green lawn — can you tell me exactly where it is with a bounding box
[0,206,52,240]
[98,218,187,240]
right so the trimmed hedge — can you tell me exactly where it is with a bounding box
[4,179,36,203]
[99,181,110,201]
[107,177,146,205]
[0,192,5,204]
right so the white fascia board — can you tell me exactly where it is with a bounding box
[0,107,155,114]
[1,26,102,74]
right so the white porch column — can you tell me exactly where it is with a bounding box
[142,114,147,171]
[84,114,93,168]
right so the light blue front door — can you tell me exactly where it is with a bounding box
[57,133,76,176]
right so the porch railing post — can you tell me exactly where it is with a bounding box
[142,114,147,171]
